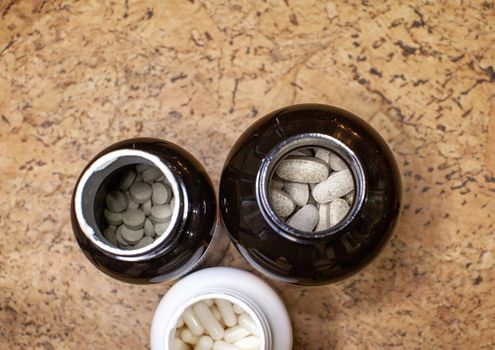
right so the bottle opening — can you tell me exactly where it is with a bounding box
[74,149,183,256]
[166,293,269,350]
[256,133,366,241]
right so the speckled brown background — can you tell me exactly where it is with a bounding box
[0,1,494,349]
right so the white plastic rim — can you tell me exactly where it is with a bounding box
[150,267,292,350]
[166,292,269,349]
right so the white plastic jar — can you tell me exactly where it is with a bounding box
[151,267,292,350]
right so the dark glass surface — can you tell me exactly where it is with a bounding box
[71,138,222,284]
[219,104,402,286]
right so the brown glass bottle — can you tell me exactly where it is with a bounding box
[71,138,229,284]
[219,104,401,286]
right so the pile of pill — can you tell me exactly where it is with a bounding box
[173,298,261,350]
[269,147,354,232]
[102,164,174,249]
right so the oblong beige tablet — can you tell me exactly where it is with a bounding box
[283,182,309,207]
[269,189,295,218]
[275,157,329,183]
[312,169,353,203]
[328,151,348,171]
[315,203,331,231]
[286,204,319,231]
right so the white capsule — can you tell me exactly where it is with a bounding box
[176,316,185,328]
[212,340,242,350]
[122,208,145,229]
[286,204,319,232]
[194,336,213,350]
[181,328,199,345]
[174,338,191,350]
[203,299,214,307]
[275,157,329,183]
[105,190,128,212]
[215,299,237,327]
[329,198,350,226]
[283,182,309,207]
[193,302,224,340]
[129,181,152,204]
[211,305,223,324]
[223,325,250,343]
[234,336,260,349]
[312,169,354,203]
[151,204,173,223]
[232,304,244,315]
[238,314,258,336]
[118,170,137,190]
[328,152,348,171]
[182,307,205,336]
[104,209,123,226]
[152,182,171,205]
[269,189,295,218]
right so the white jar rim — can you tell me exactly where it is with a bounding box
[74,149,185,257]
[167,292,269,349]
[150,267,292,350]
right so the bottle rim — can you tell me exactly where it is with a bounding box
[164,291,271,350]
[256,133,367,242]
[74,149,186,258]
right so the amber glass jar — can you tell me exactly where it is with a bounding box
[71,138,229,284]
[219,104,401,286]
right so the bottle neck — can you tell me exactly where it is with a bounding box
[165,291,272,350]
[74,149,185,259]
[256,133,367,242]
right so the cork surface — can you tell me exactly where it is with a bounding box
[1,1,494,349]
